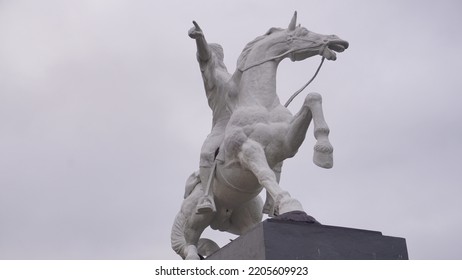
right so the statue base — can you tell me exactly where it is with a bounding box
[207,218,408,260]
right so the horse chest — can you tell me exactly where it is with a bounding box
[247,122,283,146]
[226,107,288,150]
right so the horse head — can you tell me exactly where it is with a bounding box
[238,11,349,71]
[287,12,349,61]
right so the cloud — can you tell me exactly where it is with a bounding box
[1,0,462,260]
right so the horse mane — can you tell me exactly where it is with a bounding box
[237,27,284,71]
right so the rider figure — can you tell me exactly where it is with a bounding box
[188,21,233,213]
[186,21,280,215]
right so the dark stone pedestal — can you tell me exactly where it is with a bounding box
[207,219,408,260]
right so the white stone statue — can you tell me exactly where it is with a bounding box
[171,12,348,259]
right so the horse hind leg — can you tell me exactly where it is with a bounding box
[238,139,303,215]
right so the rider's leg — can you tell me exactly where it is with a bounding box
[196,164,216,213]
[196,131,223,213]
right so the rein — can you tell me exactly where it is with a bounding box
[238,48,296,72]
[284,56,325,107]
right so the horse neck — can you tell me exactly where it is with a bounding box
[237,60,281,109]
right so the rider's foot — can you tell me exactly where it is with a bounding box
[196,196,216,214]
[313,139,333,169]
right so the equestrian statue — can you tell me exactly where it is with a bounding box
[171,11,348,259]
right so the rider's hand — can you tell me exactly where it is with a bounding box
[188,21,204,39]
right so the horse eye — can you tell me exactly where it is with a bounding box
[294,29,306,37]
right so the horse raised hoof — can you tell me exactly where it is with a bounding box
[313,140,333,169]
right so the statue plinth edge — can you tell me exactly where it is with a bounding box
[207,218,408,260]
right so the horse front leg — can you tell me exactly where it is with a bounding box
[238,139,303,215]
[284,92,333,168]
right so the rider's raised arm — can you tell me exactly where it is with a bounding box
[188,21,211,62]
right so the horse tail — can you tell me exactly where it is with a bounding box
[171,171,220,259]
[172,171,200,259]
[171,210,221,259]
[171,211,188,259]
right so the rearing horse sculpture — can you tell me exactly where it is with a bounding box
[171,12,348,259]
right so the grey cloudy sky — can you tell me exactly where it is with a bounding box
[1,0,461,260]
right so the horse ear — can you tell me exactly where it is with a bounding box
[288,11,297,31]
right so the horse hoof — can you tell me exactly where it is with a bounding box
[313,141,333,169]
[277,197,304,214]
